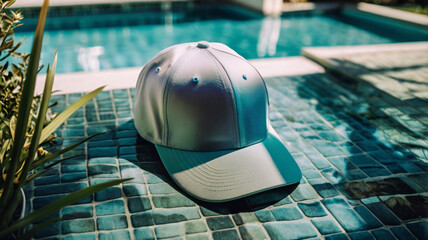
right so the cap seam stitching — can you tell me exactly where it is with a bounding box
[205,48,241,148]
[162,48,194,146]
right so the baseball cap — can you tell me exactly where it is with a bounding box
[134,41,301,202]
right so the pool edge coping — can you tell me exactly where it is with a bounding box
[11,0,191,8]
[282,2,427,29]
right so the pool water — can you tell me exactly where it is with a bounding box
[14,3,428,73]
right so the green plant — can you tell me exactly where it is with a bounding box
[0,0,130,238]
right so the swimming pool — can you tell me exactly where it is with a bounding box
[14,3,428,73]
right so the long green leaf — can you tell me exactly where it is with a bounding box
[30,132,104,171]
[21,218,60,240]
[25,155,85,184]
[25,156,72,184]
[0,0,49,219]
[39,86,105,143]
[19,50,57,185]
[24,167,49,184]
[0,178,131,238]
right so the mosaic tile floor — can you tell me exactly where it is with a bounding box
[303,43,428,142]
[29,73,427,240]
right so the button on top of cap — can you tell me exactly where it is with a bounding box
[197,41,210,49]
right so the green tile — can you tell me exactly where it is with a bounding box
[96,200,125,216]
[327,156,357,173]
[360,166,391,177]
[120,165,145,183]
[88,164,119,177]
[349,231,375,240]
[34,175,60,186]
[88,157,117,164]
[153,208,200,224]
[312,141,346,157]
[290,184,318,201]
[406,220,428,240]
[255,210,275,222]
[184,220,208,234]
[318,131,346,142]
[309,178,340,198]
[155,223,183,239]
[62,219,95,234]
[97,215,128,230]
[239,224,267,240]
[186,233,210,240]
[61,172,87,183]
[212,229,239,240]
[61,165,86,173]
[95,186,123,201]
[134,227,155,240]
[207,216,234,230]
[34,182,88,196]
[128,196,152,213]
[321,168,347,184]
[65,233,96,240]
[298,202,327,217]
[153,194,195,208]
[149,183,177,194]
[117,111,132,118]
[322,197,367,232]
[116,130,138,138]
[365,202,400,226]
[232,212,258,225]
[354,205,382,229]
[118,137,138,146]
[391,226,416,240]
[371,229,395,240]
[123,184,147,196]
[131,212,154,227]
[62,205,93,220]
[271,206,303,221]
[88,147,117,158]
[99,230,131,240]
[264,220,317,240]
[306,152,331,169]
[88,140,116,148]
[310,216,342,235]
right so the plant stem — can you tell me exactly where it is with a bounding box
[0,185,21,230]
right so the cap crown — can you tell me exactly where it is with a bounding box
[134,42,268,151]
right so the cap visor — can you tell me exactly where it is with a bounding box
[155,125,302,202]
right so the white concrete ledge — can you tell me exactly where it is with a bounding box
[249,57,324,78]
[346,2,428,28]
[35,57,324,95]
[302,42,428,59]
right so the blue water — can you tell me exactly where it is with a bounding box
[13,4,428,73]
